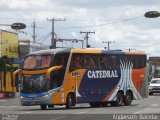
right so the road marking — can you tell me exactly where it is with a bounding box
[0,106,21,109]
[0,106,9,108]
[137,104,145,107]
[148,96,156,99]
[20,111,33,114]
[9,106,19,108]
[50,116,66,120]
[0,100,10,102]
[134,108,150,114]
[150,104,159,107]
[75,111,89,114]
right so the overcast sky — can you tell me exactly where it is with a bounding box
[0,0,160,56]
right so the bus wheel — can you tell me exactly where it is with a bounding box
[116,92,124,106]
[40,105,47,110]
[66,93,75,109]
[124,92,132,106]
[48,105,54,108]
[149,92,153,95]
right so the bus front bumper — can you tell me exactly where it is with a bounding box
[20,94,52,106]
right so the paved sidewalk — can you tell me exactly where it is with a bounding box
[16,92,20,98]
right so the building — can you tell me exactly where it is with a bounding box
[19,39,47,60]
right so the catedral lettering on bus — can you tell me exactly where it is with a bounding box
[88,70,118,78]
[14,48,148,110]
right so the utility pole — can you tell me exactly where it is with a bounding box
[32,21,36,43]
[47,18,66,49]
[102,41,115,50]
[80,31,95,48]
[56,39,84,48]
[125,48,135,52]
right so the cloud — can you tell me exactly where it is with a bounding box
[0,0,160,56]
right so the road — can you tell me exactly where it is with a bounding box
[0,93,160,120]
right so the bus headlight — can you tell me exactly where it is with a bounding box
[20,96,24,99]
[41,94,49,99]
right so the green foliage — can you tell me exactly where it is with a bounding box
[0,56,13,72]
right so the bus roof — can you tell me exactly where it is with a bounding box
[71,48,146,55]
[28,48,146,56]
[28,48,71,55]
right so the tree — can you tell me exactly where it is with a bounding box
[0,56,14,97]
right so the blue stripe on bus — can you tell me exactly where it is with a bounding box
[78,69,121,103]
[21,92,48,98]
[102,50,124,54]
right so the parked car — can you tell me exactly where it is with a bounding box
[149,78,160,95]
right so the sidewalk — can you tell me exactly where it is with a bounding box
[15,92,20,98]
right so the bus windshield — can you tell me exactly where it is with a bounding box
[23,55,52,69]
[21,74,50,93]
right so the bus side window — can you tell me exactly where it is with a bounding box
[91,56,98,68]
[83,55,97,69]
[100,55,107,69]
[41,55,51,68]
[110,55,120,69]
[70,55,82,70]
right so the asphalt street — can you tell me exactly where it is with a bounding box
[0,93,160,120]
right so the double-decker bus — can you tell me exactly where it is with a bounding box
[14,48,148,109]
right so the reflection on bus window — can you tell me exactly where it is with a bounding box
[100,56,107,69]
[84,55,96,69]
[23,56,37,69]
[53,54,69,68]
[41,55,51,68]
[23,55,52,70]
[71,55,82,69]
[22,74,50,93]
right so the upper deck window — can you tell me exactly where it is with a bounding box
[23,55,51,69]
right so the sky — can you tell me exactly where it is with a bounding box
[0,0,160,57]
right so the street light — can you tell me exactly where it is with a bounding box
[11,23,26,30]
[144,11,160,18]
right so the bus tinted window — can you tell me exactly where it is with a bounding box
[41,55,51,68]
[127,55,146,69]
[100,56,107,68]
[70,54,82,69]
[23,56,37,69]
[83,55,98,69]
[23,55,51,69]
[108,55,120,69]
[70,54,100,70]
[54,54,69,67]
[70,54,146,70]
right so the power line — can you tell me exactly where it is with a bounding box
[11,15,143,32]
[54,16,143,30]
[63,41,72,48]
[38,33,51,43]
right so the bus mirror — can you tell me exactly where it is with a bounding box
[13,69,21,82]
[46,65,62,79]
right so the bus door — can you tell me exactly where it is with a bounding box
[69,54,84,102]
[51,53,69,104]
